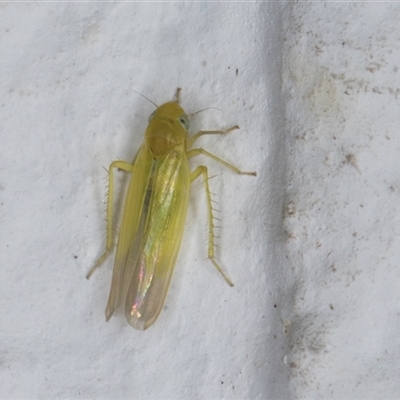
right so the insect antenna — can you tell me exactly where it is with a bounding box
[173,87,182,103]
[131,89,158,108]
[189,107,221,119]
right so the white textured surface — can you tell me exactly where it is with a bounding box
[283,4,400,398]
[1,3,399,399]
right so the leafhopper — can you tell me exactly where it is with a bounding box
[87,89,256,330]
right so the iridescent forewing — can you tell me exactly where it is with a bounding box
[105,143,154,321]
[124,148,191,330]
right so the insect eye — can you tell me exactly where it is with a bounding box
[148,110,156,122]
[178,114,189,130]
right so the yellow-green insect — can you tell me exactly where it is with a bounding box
[87,88,256,330]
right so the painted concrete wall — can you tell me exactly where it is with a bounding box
[1,3,399,399]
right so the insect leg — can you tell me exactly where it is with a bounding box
[187,125,239,148]
[86,160,134,279]
[190,166,234,287]
[187,148,256,176]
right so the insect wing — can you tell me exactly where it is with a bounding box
[124,148,191,330]
[105,143,153,321]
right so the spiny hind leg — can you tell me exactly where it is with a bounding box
[86,160,134,279]
[190,165,234,287]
